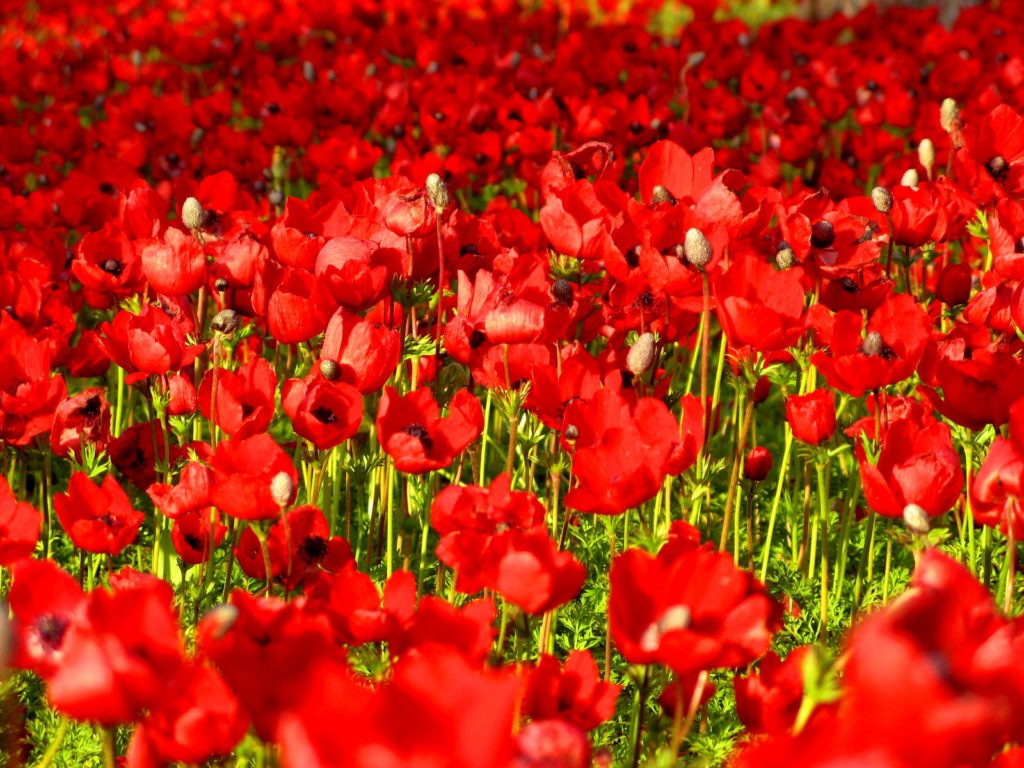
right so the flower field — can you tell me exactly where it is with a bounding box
[3,0,1024,765]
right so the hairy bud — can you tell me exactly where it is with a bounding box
[320,359,341,381]
[651,185,677,205]
[940,98,958,133]
[683,228,712,269]
[425,173,450,211]
[181,196,204,231]
[871,186,893,214]
[626,332,656,376]
[775,244,796,270]
[862,330,884,357]
[270,471,295,508]
[903,503,930,536]
[210,309,240,335]
[918,139,936,174]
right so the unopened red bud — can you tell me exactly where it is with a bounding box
[751,376,771,404]
[744,446,773,482]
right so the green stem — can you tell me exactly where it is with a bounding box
[815,461,830,643]
[718,396,755,553]
[630,667,651,768]
[759,429,793,582]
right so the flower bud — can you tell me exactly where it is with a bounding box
[214,277,230,292]
[651,185,677,205]
[270,471,295,508]
[211,309,240,335]
[871,186,893,214]
[900,168,920,188]
[744,446,773,482]
[918,139,935,174]
[775,245,796,270]
[320,359,341,381]
[903,503,930,536]
[626,332,656,376]
[940,98,958,133]
[425,173,450,211]
[683,228,712,269]
[564,424,579,441]
[862,330,884,357]
[182,196,204,231]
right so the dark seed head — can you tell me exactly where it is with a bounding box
[551,279,574,307]
[810,220,835,249]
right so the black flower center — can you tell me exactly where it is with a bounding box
[300,535,329,563]
[402,423,433,451]
[35,614,70,650]
[312,406,337,424]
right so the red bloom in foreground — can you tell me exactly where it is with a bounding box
[281,375,363,451]
[377,387,483,474]
[53,472,143,556]
[733,549,1024,768]
[0,476,40,565]
[734,646,812,735]
[276,646,520,768]
[489,527,585,614]
[210,433,298,520]
[714,253,807,352]
[785,388,836,446]
[564,389,704,515]
[810,293,931,397]
[140,226,207,297]
[198,357,277,439]
[49,387,110,459]
[235,505,352,591]
[46,570,185,725]
[972,401,1024,539]
[609,521,781,675]
[521,650,621,731]
[9,559,85,678]
[127,662,248,767]
[857,413,963,520]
